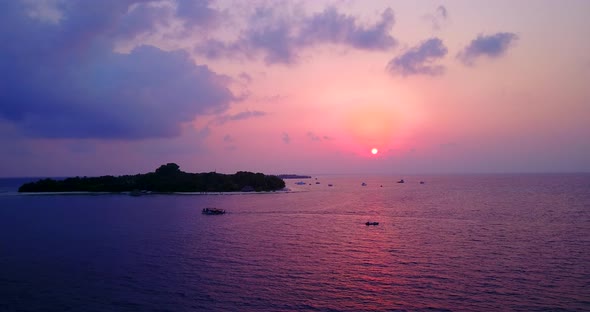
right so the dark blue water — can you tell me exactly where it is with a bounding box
[1,174,589,311]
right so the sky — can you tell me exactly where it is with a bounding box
[1,0,589,177]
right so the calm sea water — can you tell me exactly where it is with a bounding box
[1,174,589,311]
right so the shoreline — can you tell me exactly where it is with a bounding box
[7,188,297,196]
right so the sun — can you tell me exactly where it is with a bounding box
[371,148,378,155]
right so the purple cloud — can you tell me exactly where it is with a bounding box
[195,6,397,65]
[243,16,298,64]
[176,0,220,28]
[424,5,448,30]
[223,134,234,143]
[437,6,448,19]
[458,32,518,65]
[214,110,267,125]
[387,38,448,76]
[298,7,396,50]
[0,1,234,140]
[282,132,290,144]
[307,132,322,142]
[238,72,253,83]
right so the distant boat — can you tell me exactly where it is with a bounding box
[397,179,405,183]
[328,184,333,187]
[295,181,306,185]
[361,182,367,186]
[420,181,425,184]
[129,189,149,196]
[365,221,379,226]
[202,208,226,215]
[315,182,320,184]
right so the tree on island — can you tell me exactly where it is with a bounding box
[155,163,180,175]
[18,163,286,193]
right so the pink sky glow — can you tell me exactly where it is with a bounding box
[0,0,589,176]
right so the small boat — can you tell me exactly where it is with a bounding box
[295,181,306,185]
[420,181,425,184]
[361,182,367,186]
[328,184,333,187]
[315,182,320,184]
[365,221,379,226]
[397,179,405,183]
[202,208,226,215]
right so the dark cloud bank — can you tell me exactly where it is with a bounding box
[0,0,234,140]
[1,1,401,140]
[0,1,520,141]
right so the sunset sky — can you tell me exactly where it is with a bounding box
[1,0,589,176]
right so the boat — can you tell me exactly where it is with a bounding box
[361,182,367,186]
[202,208,226,215]
[420,181,425,184]
[328,184,333,187]
[295,181,306,185]
[365,221,379,226]
[315,182,320,184]
[397,179,405,183]
[129,189,150,196]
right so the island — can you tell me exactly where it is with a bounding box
[18,163,286,193]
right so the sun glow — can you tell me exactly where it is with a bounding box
[371,148,378,155]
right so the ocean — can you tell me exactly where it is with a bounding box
[0,174,589,311]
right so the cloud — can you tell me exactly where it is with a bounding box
[238,72,253,83]
[243,14,298,64]
[195,5,397,65]
[386,38,448,76]
[424,5,448,30]
[214,110,267,125]
[0,1,234,140]
[457,32,518,65]
[437,5,448,19]
[176,0,220,28]
[298,7,396,50]
[112,2,172,40]
[307,132,322,142]
[305,132,334,142]
[223,134,234,143]
[282,132,290,144]
[23,0,64,24]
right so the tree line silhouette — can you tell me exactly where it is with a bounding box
[18,163,286,193]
